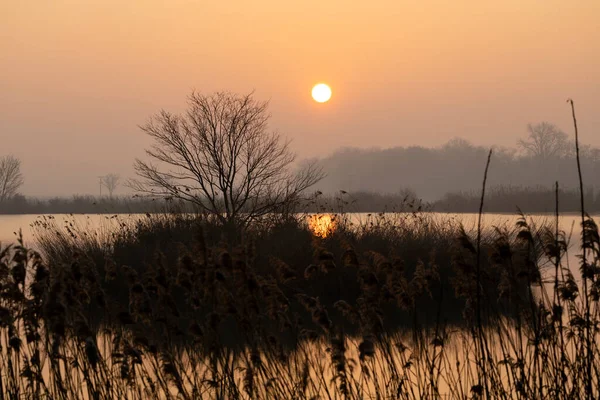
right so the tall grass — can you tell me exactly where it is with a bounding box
[4,206,592,399]
[32,210,535,333]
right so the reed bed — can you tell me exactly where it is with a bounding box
[1,205,598,399]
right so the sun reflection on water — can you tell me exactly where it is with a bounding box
[308,214,337,238]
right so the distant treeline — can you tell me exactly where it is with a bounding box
[0,195,177,215]
[312,136,600,201]
[305,185,600,214]
[431,185,600,214]
[0,192,423,215]
[1,186,598,215]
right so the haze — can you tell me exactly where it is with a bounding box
[1,0,599,196]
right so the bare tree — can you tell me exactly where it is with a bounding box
[517,122,570,159]
[442,137,475,151]
[130,91,324,226]
[0,155,24,202]
[101,174,121,197]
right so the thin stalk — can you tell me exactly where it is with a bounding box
[568,98,592,396]
[476,148,493,398]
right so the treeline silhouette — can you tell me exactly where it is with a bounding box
[305,185,600,213]
[313,137,600,201]
[3,186,597,215]
[0,195,171,214]
[3,131,600,215]
[0,192,426,215]
[0,193,425,215]
[432,185,600,213]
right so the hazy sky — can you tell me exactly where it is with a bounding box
[2,0,599,196]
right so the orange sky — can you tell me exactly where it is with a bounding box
[1,0,599,195]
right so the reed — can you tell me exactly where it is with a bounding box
[4,205,590,399]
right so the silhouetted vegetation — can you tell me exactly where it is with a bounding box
[315,129,600,201]
[433,184,600,213]
[304,188,428,213]
[5,120,600,215]
[99,174,121,198]
[130,91,324,228]
[0,155,24,202]
[4,184,600,215]
[2,204,598,398]
[33,211,534,335]
[0,195,180,215]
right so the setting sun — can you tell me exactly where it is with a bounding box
[311,83,332,103]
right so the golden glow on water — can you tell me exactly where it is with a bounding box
[308,214,337,237]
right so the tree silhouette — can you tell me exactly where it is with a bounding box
[101,174,121,197]
[130,91,324,226]
[517,122,569,159]
[0,155,24,202]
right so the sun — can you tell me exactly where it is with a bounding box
[312,83,332,103]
